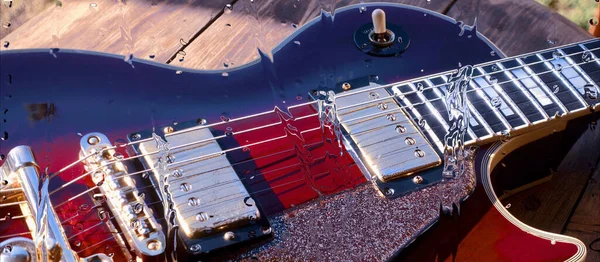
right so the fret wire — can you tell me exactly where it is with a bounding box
[557,49,600,95]
[579,44,600,67]
[468,80,513,131]
[535,53,589,108]
[424,78,479,142]
[494,63,549,121]
[516,58,568,115]
[476,67,531,127]
[406,82,449,152]
[46,46,600,196]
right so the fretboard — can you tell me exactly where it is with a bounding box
[392,38,600,151]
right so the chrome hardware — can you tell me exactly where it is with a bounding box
[80,133,165,257]
[0,237,34,262]
[336,83,441,182]
[137,127,260,238]
[130,119,272,254]
[0,146,78,262]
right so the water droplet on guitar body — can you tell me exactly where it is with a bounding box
[553,63,562,72]
[582,51,593,62]
[293,41,301,46]
[552,50,562,59]
[491,65,499,71]
[584,84,598,100]
[491,97,502,108]
[490,51,496,56]
[552,85,559,94]
[416,83,424,92]
[488,76,498,84]
[2,41,8,48]
[359,5,367,13]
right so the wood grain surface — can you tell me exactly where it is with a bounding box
[564,161,600,262]
[447,0,592,57]
[501,122,600,234]
[176,0,453,70]
[0,0,232,63]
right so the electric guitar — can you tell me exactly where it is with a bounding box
[0,3,598,261]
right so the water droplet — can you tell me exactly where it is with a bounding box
[149,54,155,59]
[224,4,233,14]
[590,18,599,26]
[74,240,82,247]
[553,63,562,72]
[2,22,11,29]
[175,70,182,75]
[180,38,188,46]
[1,132,8,141]
[491,65,499,71]
[552,50,562,59]
[582,51,593,62]
[291,23,298,28]
[359,6,367,13]
[293,40,301,46]
[377,103,388,110]
[172,169,183,177]
[74,223,84,231]
[488,76,498,84]
[222,72,229,77]
[416,83,424,92]
[296,95,303,100]
[405,137,416,145]
[2,41,9,48]
[0,154,5,161]
[220,115,230,122]
[584,84,597,100]
[547,38,557,45]
[244,197,255,206]
[490,51,496,56]
[223,62,229,68]
[418,118,427,127]
[491,97,502,108]
[196,212,209,222]
[552,85,559,94]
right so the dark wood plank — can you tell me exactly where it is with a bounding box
[563,160,600,262]
[177,0,454,70]
[501,121,600,232]
[0,0,232,63]
[447,0,592,56]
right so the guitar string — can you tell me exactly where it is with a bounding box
[46,44,600,183]
[5,44,597,255]
[46,55,600,197]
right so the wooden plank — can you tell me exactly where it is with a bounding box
[0,0,232,63]
[177,0,454,70]
[447,0,592,56]
[0,0,56,40]
[563,160,600,262]
[591,2,600,37]
[501,122,600,234]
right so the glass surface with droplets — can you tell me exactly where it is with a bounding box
[2,0,598,260]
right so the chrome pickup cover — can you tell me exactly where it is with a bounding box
[337,83,441,182]
[138,127,260,238]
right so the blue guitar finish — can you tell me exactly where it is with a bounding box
[0,3,506,261]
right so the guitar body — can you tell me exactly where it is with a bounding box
[0,3,592,261]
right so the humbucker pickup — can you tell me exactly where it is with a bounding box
[130,122,271,255]
[331,82,442,183]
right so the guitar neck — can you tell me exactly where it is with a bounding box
[393,38,600,150]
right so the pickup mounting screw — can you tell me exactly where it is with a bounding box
[342,82,351,90]
[163,126,174,134]
[190,244,201,252]
[147,240,161,251]
[224,231,236,241]
[412,175,423,184]
[87,136,100,145]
